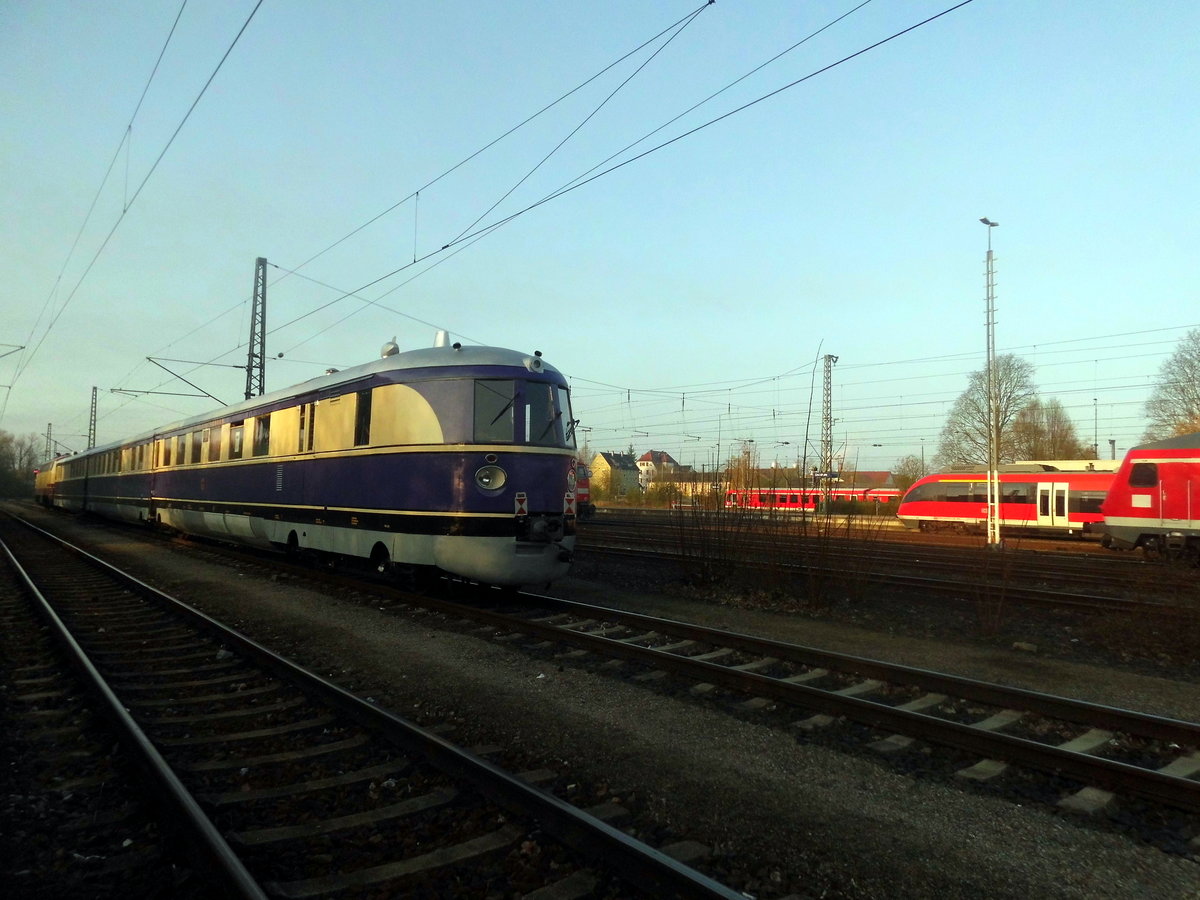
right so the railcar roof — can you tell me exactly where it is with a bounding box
[1132,430,1200,452]
[79,344,563,455]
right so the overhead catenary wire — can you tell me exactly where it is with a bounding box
[40,0,978,429]
[266,0,974,360]
[2,0,265,428]
[109,4,724,389]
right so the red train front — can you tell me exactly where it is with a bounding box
[1099,432,1200,559]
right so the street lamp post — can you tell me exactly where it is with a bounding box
[980,217,1001,547]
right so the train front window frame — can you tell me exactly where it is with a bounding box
[474,380,516,443]
[1129,462,1158,487]
[525,382,561,445]
[557,385,577,447]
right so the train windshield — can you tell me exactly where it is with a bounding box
[473,379,576,448]
[525,382,576,448]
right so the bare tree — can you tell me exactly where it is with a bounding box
[1144,328,1200,440]
[934,354,1037,467]
[0,430,42,498]
[1011,398,1090,460]
[892,454,926,493]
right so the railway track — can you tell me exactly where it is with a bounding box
[10,504,1200,861]
[1,541,219,898]
[579,517,1197,616]
[420,592,1200,843]
[0,514,744,899]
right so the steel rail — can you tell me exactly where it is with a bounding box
[522,594,1200,745]
[10,514,744,900]
[0,535,269,900]
[427,594,1200,813]
[581,542,1173,616]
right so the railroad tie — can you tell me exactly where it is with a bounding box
[953,710,1026,781]
[792,679,884,731]
[729,658,778,710]
[1060,745,1200,817]
[867,694,948,754]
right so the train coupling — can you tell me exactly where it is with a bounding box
[516,514,566,543]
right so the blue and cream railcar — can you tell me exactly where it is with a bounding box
[41,342,579,587]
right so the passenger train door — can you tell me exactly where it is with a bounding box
[1035,482,1069,529]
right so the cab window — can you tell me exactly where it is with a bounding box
[1129,462,1158,487]
[474,380,515,443]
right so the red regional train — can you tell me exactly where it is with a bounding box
[896,462,1118,536]
[725,486,901,512]
[1098,431,1200,559]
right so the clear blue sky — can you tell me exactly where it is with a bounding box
[2,0,1197,473]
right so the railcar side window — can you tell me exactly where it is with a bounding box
[191,431,203,464]
[209,426,222,461]
[1003,484,1034,504]
[253,415,271,456]
[1071,491,1106,514]
[230,422,245,459]
[354,390,372,446]
[175,435,187,465]
[299,403,315,452]
[1129,462,1158,487]
[475,380,515,443]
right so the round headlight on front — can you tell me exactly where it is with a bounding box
[476,465,507,491]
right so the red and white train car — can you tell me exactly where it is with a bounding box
[896,463,1116,536]
[1099,431,1200,558]
[725,486,901,512]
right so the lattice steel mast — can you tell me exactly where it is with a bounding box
[821,353,838,505]
[86,385,97,449]
[245,257,268,400]
[981,218,1001,547]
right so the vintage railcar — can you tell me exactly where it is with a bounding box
[896,463,1117,536]
[34,340,578,587]
[1098,432,1200,559]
